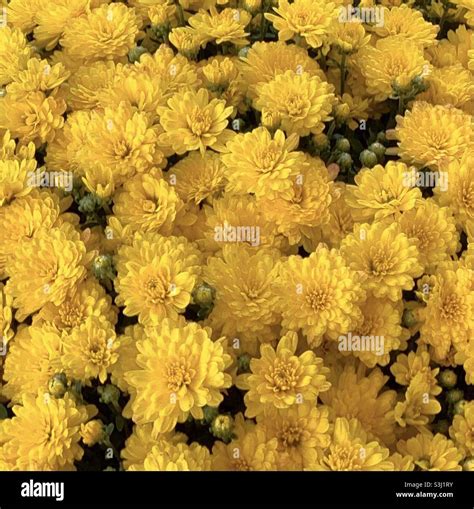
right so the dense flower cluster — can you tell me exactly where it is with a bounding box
[0,0,473,472]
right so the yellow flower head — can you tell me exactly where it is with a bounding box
[222,127,305,199]
[450,401,474,456]
[61,4,141,63]
[140,441,211,471]
[80,419,105,447]
[275,245,365,347]
[341,222,423,302]
[158,88,234,155]
[115,233,202,325]
[237,331,330,418]
[265,0,340,49]
[188,7,251,47]
[126,319,232,434]
[255,70,335,137]
[397,432,463,471]
[328,18,371,54]
[0,26,33,86]
[0,392,95,470]
[346,161,422,222]
[357,36,428,101]
[394,102,473,170]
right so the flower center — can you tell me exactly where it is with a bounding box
[277,424,303,448]
[144,277,167,304]
[285,94,308,117]
[256,144,280,172]
[269,359,298,393]
[189,109,212,136]
[368,247,394,277]
[460,182,474,213]
[306,288,330,312]
[166,361,192,392]
[325,445,363,471]
[440,293,464,321]
[142,199,157,213]
[232,459,251,471]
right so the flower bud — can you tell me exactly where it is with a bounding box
[439,369,457,390]
[81,419,106,447]
[210,414,234,442]
[48,373,68,398]
[335,137,351,153]
[359,149,378,168]
[128,46,148,63]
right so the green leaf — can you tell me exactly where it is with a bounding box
[0,404,8,419]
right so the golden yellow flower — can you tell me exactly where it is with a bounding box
[237,331,330,418]
[449,401,474,456]
[80,419,105,447]
[0,26,33,86]
[158,88,234,155]
[139,441,212,471]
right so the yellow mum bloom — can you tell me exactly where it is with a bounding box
[257,404,331,470]
[258,160,333,245]
[0,392,95,470]
[62,317,118,384]
[113,170,184,236]
[390,346,442,397]
[419,267,474,360]
[372,5,439,47]
[357,37,428,102]
[158,88,234,155]
[212,425,279,470]
[0,91,66,146]
[341,222,423,302]
[328,18,371,53]
[346,161,422,222]
[0,158,36,207]
[204,245,281,350]
[397,432,463,471]
[394,101,473,170]
[115,233,202,325]
[449,401,474,456]
[239,41,323,99]
[255,70,335,137]
[315,417,394,471]
[168,27,206,58]
[7,0,41,33]
[0,26,33,86]
[188,7,251,47]
[2,324,63,403]
[126,319,232,435]
[168,151,226,205]
[61,4,141,63]
[80,419,105,447]
[5,224,92,322]
[265,0,339,49]
[320,362,397,446]
[237,331,330,418]
[139,441,211,471]
[397,200,459,271]
[222,127,304,199]
[276,245,365,347]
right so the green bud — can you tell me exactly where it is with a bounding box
[402,308,418,328]
[210,414,235,443]
[237,353,251,374]
[453,399,467,416]
[238,47,250,59]
[98,384,121,406]
[78,193,103,214]
[439,369,457,390]
[335,137,351,153]
[446,389,463,405]
[359,149,378,168]
[48,373,68,398]
[128,46,148,63]
[202,405,219,424]
[192,282,215,308]
[368,142,386,161]
[337,152,353,170]
[92,254,115,281]
[376,131,387,144]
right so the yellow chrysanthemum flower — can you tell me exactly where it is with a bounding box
[0,392,95,470]
[80,419,105,447]
[237,331,330,418]
[394,101,473,170]
[115,233,202,325]
[126,319,232,435]
[188,7,251,47]
[357,36,428,102]
[222,127,305,199]
[449,401,474,456]
[372,5,439,47]
[2,324,63,403]
[204,245,281,351]
[254,70,335,137]
[61,4,141,63]
[346,161,422,222]
[397,432,463,471]
[397,200,459,271]
[158,88,234,155]
[320,362,397,446]
[5,223,93,322]
[341,222,423,302]
[328,18,371,54]
[138,441,211,471]
[168,151,226,205]
[7,0,41,33]
[0,26,33,86]
[62,317,118,384]
[257,404,331,470]
[315,417,394,471]
[265,0,339,49]
[275,244,365,347]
